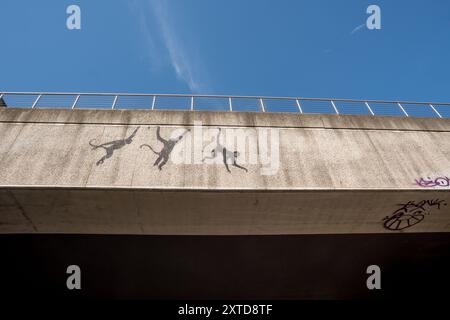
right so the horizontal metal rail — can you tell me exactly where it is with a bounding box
[1,91,450,105]
[0,91,449,119]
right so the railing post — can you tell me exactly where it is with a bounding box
[0,93,3,100]
[330,100,339,115]
[191,96,194,111]
[151,96,156,110]
[296,99,303,114]
[71,95,80,109]
[365,102,375,116]
[259,98,266,112]
[31,94,42,109]
[429,104,442,118]
[228,97,233,112]
[111,95,119,110]
[397,102,409,117]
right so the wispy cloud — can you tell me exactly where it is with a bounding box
[130,0,210,93]
[350,23,366,35]
[130,1,163,71]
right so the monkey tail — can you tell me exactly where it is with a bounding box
[140,144,159,155]
[89,139,101,149]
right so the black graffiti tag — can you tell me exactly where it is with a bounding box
[382,199,446,231]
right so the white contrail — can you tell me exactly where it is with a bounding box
[350,23,365,35]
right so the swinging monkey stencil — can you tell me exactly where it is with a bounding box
[140,126,190,170]
[203,128,248,173]
[89,127,140,166]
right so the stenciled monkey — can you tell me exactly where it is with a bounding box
[89,127,140,166]
[203,128,248,173]
[140,126,190,171]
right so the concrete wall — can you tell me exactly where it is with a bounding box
[1,108,450,190]
[1,108,449,234]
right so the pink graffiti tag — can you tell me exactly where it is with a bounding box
[415,176,450,188]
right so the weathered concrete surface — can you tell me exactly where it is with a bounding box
[1,189,449,235]
[0,108,449,234]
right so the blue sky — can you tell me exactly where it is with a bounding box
[1,0,449,102]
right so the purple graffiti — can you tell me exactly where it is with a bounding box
[415,176,450,188]
[382,199,447,231]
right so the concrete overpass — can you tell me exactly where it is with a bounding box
[1,100,449,235]
[1,93,450,299]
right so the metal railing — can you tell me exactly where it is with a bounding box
[1,91,449,119]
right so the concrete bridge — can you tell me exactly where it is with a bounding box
[1,94,450,299]
[1,105,449,235]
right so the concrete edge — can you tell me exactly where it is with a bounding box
[1,185,450,192]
